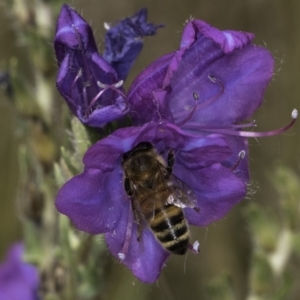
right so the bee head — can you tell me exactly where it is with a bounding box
[123,142,159,181]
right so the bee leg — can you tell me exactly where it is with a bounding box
[167,149,175,174]
[230,150,246,171]
[193,206,200,212]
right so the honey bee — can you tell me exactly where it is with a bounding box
[122,142,198,255]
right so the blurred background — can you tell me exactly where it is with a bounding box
[0,0,299,299]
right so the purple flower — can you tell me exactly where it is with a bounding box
[55,9,298,284]
[54,5,161,127]
[103,8,163,81]
[54,4,127,127]
[0,243,39,300]
[127,19,297,183]
[56,122,246,283]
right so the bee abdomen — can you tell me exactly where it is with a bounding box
[150,205,189,255]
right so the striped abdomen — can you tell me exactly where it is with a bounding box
[150,204,189,255]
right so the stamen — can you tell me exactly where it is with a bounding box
[194,74,225,112]
[188,240,200,254]
[68,68,82,95]
[117,205,135,262]
[208,74,217,83]
[82,85,88,108]
[184,109,297,138]
[232,120,257,129]
[176,92,199,127]
[231,150,246,171]
[186,120,257,131]
[97,80,124,89]
[118,252,126,261]
[118,221,133,262]
[84,80,126,117]
[84,89,104,117]
[174,75,225,126]
[192,92,199,100]
[239,150,246,159]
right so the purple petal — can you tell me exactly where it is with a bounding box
[131,123,232,159]
[105,202,169,283]
[54,4,97,64]
[55,167,125,234]
[83,136,125,171]
[177,134,232,169]
[54,5,128,127]
[77,95,128,127]
[0,243,39,300]
[180,20,254,53]
[167,20,274,126]
[56,120,246,282]
[160,20,253,93]
[83,122,232,171]
[103,8,163,80]
[83,127,141,171]
[127,53,174,125]
[172,162,246,226]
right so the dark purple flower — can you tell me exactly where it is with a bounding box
[0,243,39,300]
[127,19,297,183]
[56,121,246,283]
[54,4,127,127]
[54,5,161,127]
[103,8,163,81]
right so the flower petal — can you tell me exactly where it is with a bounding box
[167,20,274,126]
[177,133,232,169]
[103,8,163,80]
[105,201,169,283]
[172,162,246,226]
[180,20,254,53]
[55,167,124,234]
[127,53,174,125]
[77,95,128,127]
[83,122,232,172]
[158,19,253,93]
[54,5,128,127]
[83,127,141,171]
[0,243,39,300]
[54,4,97,64]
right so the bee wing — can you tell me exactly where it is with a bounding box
[165,172,198,209]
